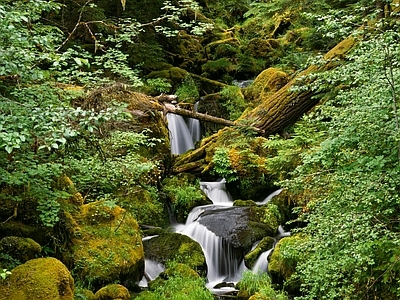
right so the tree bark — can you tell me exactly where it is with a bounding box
[172,36,357,174]
[243,36,356,135]
[163,103,236,127]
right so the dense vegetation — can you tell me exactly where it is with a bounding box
[1,0,400,299]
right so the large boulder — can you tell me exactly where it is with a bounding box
[61,201,144,289]
[199,201,280,250]
[143,232,206,274]
[0,257,74,300]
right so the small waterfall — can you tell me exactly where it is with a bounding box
[167,113,194,154]
[186,101,201,143]
[139,259,165,287]
[252,248,273,273]
[175,179,245,289]
[200,179,233,205]
[256,188,283,205]
[252,225,291,274]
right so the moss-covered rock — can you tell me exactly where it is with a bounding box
[0,257,74,300]
[0,236,41,264]
[268,235,304,293]
[147,67,189,88]
[64,201,144,289]
[233,200,281,238]
[147,262,201,291]
[143,232,206,274]
[245,67,289,103]
[244,236,275,269]
[94,284,130,300]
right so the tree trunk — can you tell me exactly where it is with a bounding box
[244,36,356,135]
[172,36,357,174]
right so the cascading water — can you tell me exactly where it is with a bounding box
[175,180,246,290]
[165,109,288,294]
[167,113,194,155]
[167,101,202,154]
[186,101,201,144]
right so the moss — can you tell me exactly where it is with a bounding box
[68,201,144,289]
[0,257,74,300]
[244,237,275,269]
[268,235,304,288]
[245,67,289,103]
[0,221,47,244]
[202,58,236,78]
[118,187,167,227]
[143,232,206,273]
[147,67,189,88]
[94,284,130,300]
[0,236,41,263]
[148,263,200,291]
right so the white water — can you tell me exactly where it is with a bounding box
[199,178,233,206]
[139,259,165,287]
[252,248,273,273]
[167,113,194,154]
[186,101,201,143]
[256,188,283,205]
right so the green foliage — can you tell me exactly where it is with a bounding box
[237,270,288,299]
[146,78,173,94]
[0,253,21,271]
[219,85,247,120]
[68,130,162,200]
[136,264,213,300]
[0,269,11,280]
[279,28,400,299]
[211,147,238,183]
[175,76,199,102]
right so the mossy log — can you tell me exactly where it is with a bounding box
[172,36,357,173]
[244,36,356,135]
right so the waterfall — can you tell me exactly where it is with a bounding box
[186,101,201,144]
[167,113,194,155]
[256,188,283,205]
[200,178,233,205]
[175,179,246,289]
[251,225,291,274]
[252,248,273,273]
[139,259,165,287]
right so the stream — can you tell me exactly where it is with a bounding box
[141,111,289,296]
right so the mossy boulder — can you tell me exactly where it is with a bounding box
[0,257,74,300]
[65,201,144,289]
[143,232,206,273]
[147,262,200,291]
[233,200,281,238]
[202,58,236,79]
[244,236,275,269]
[244,38,280,58]
[268,235,304,293]
[118,187,168,227]
[94,284,130,300]
[245,67,289,102]
[0,236,41,264]
[147,67,189,89]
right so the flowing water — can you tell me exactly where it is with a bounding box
[140,110,289,294]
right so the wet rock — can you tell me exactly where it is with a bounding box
[143,232,206,273]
